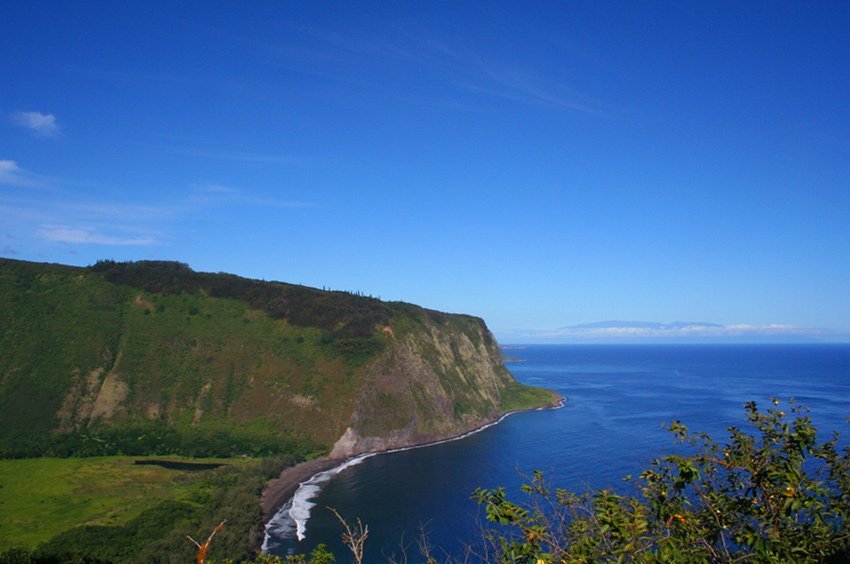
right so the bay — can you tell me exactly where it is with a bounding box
[265,344,850,560]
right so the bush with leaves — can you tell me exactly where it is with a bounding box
[248,544,335,564]
[474,399,850,562]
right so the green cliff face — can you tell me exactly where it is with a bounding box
[0,258,557,458]
[332,311,522,456]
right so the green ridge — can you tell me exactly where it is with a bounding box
[0,257,559,560]
[0,257,557,458]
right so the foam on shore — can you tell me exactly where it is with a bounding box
[262,398,565,551]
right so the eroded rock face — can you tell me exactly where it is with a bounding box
[56,350,128,430]
[330,318,515,458]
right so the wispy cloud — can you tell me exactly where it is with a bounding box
[196,183,240,195]
[190,182,313,208]
[38,225,155,246]
[10,111,60,137]
[163,146,304,164]
[404,31,609,115]
[467,64,605,115]
[1,182,169,248]
[295,25,419,61]
[256,24,609,117]
[0,160,50,188]
[1,161,314,251]
[0,199,163,248]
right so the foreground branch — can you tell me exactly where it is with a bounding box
[187,520,227,564]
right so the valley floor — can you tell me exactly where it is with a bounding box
[0,455,250,552]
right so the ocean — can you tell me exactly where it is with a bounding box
[264,344,850,560]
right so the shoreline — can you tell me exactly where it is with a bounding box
[260,456,343,522]
[259,394,565,542]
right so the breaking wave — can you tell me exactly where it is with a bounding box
[262,400,565,551]
[262,452,376,550]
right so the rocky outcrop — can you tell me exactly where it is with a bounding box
[330,315,517,458]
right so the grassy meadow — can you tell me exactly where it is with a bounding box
[498,381,561,412]
[0,456,250,551]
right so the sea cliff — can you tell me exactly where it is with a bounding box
[330,317,557,457]
[0,258,557,460]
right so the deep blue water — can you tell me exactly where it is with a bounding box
[265,344,850,560]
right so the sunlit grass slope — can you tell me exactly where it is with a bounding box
[0,456,247,551]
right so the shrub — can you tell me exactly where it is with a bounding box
[474,399,850,562]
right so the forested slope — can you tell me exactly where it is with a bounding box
[0,258,557,459]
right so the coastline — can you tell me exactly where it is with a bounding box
[261,456,343,522]
[259,393,565,545]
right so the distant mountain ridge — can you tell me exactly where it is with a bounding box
[0,258,557,459]
[505,319,833,344]
[563,320,723,331]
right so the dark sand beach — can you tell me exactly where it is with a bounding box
[261,457,342,522]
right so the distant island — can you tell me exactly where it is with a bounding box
[502,320,838,344]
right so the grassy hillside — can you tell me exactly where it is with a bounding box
[0,456,249,551]
[0,258,556,459]
[0,455,294,561]
[1,260,361,457]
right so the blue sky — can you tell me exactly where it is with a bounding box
[2,2,849,342]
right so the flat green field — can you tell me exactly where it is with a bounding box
[0,456,246,551]
[499,382,561,412]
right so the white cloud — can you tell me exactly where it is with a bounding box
[0,160,47,187]
[39,225,155,246]
[0,160,25,184]
[10,111,59,137]
[1,165,311,250]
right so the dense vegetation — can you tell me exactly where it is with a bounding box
[475,400,850,562]
[497,382,559,413]
[0,420,322,459]
[88,260,390,339]
[1,258,524,460]
[0,455,297,563]
[0,456,242,551]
